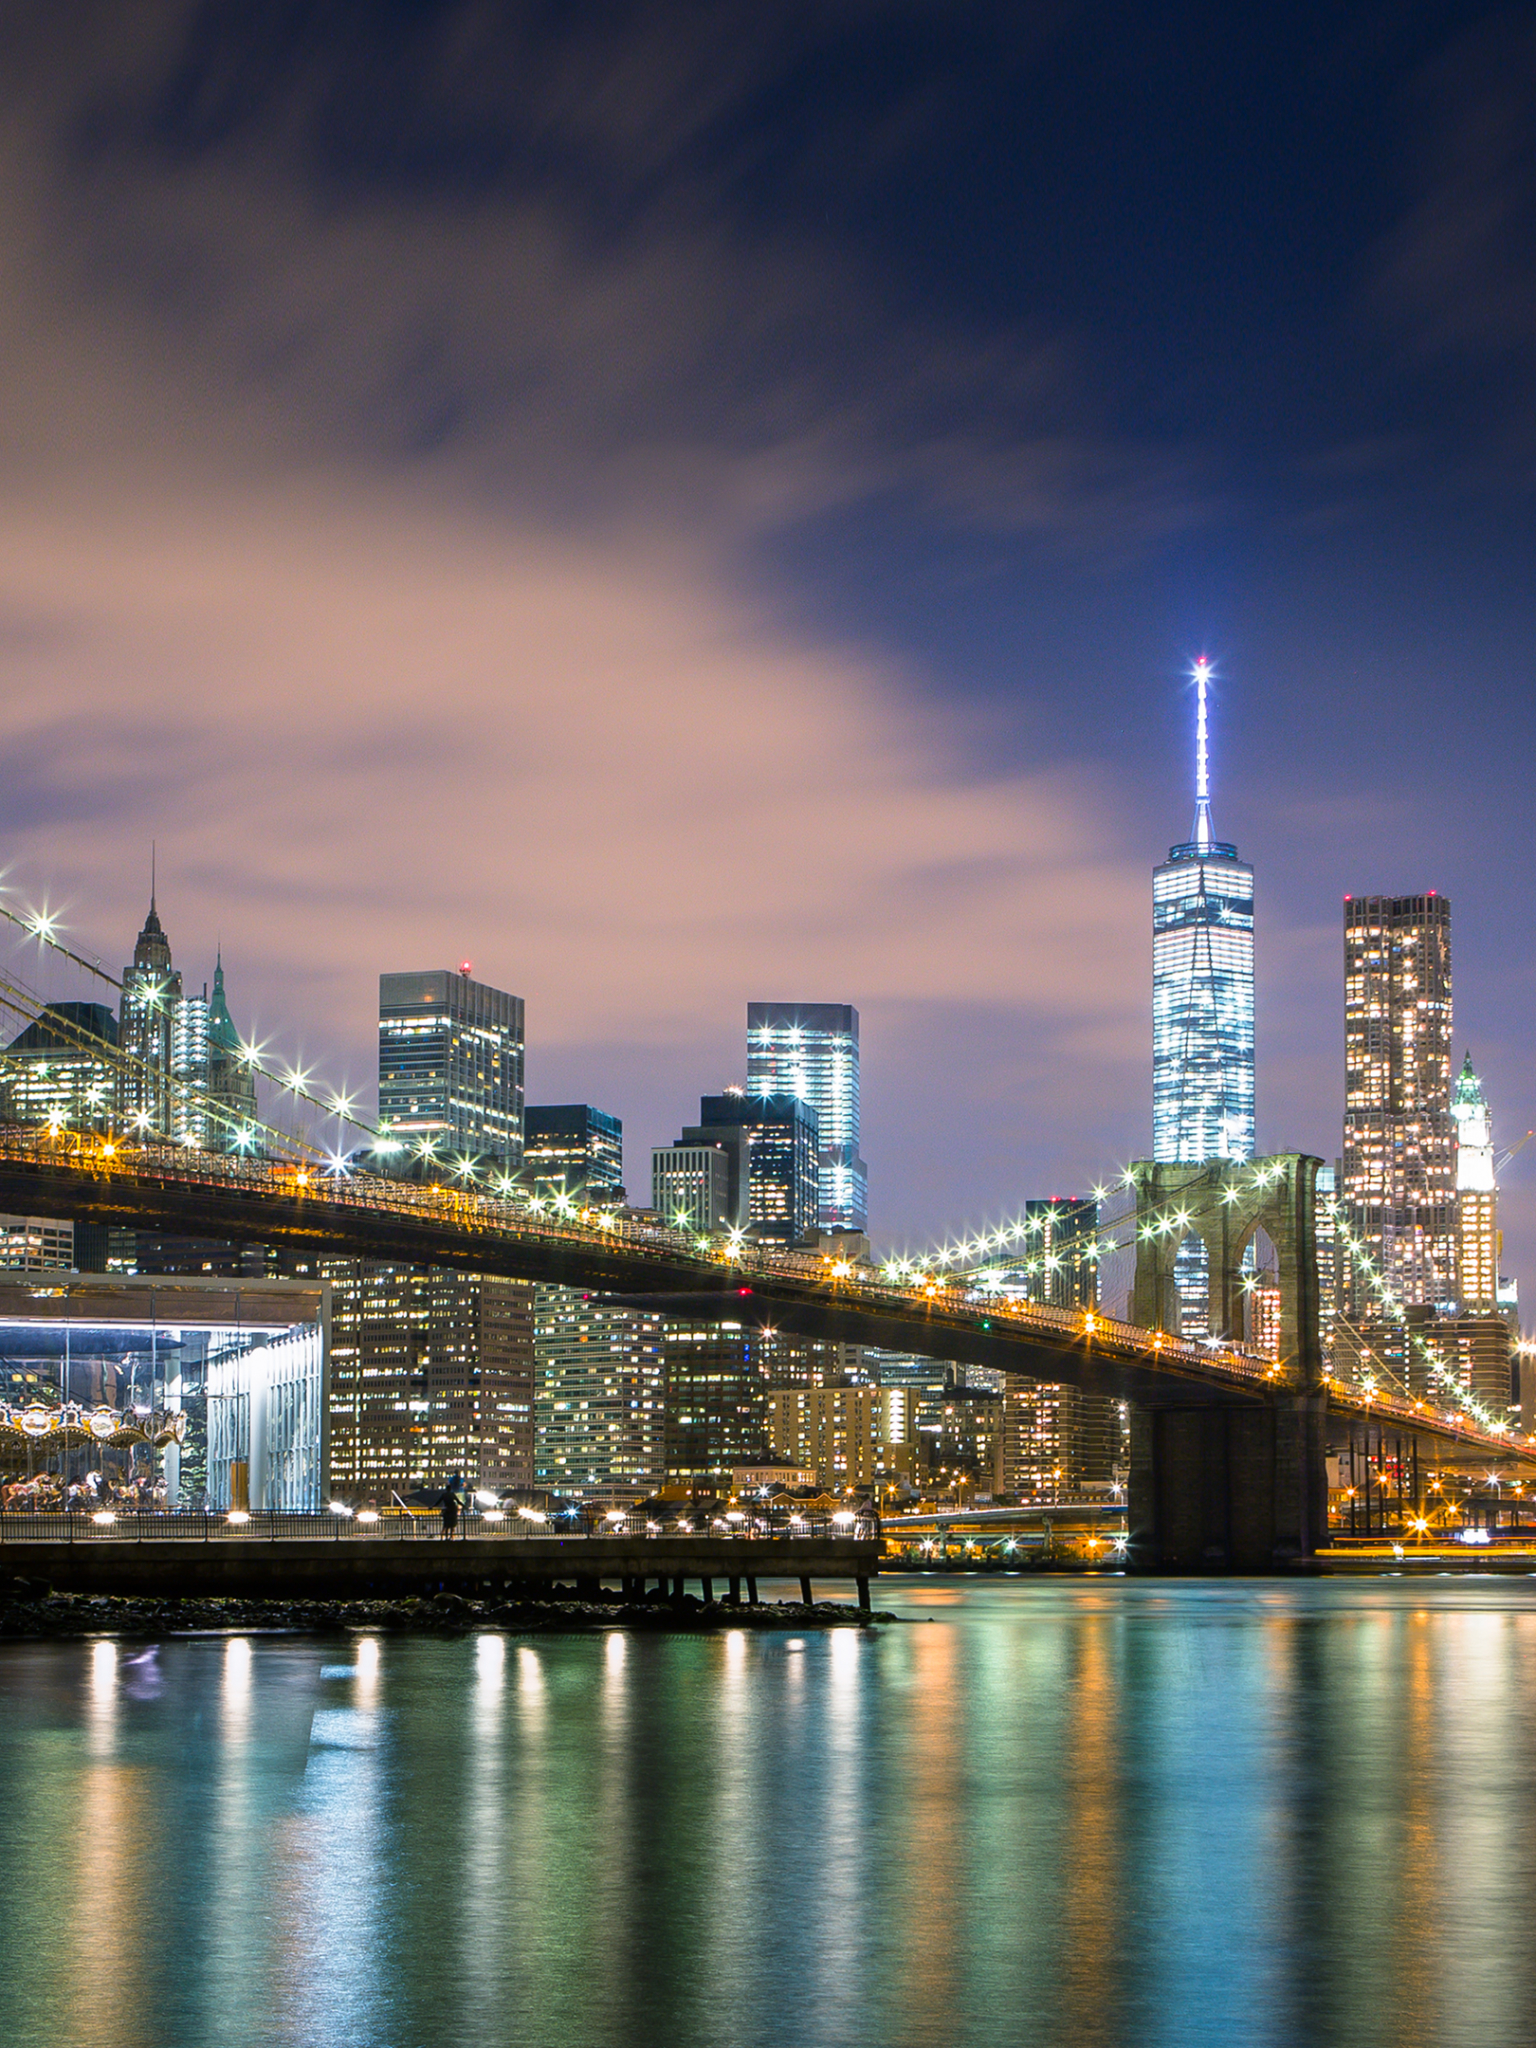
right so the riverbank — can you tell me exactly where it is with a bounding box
[0,1582,896,1639]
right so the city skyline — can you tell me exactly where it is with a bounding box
[0,5,1531,1278]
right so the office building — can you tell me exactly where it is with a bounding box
[652,1141,735,1233]
[747,1003,868,1229]
[693,1091,819,1245]
[207,954,259,1146]
[2,1002,119,1133]
[0,1216,74,1269]
[327,1263,536,1498]
[1452,1053,1498,1312]
[1342,894,1455,1309]
[1153,662,1255,1336]
[523,1104,623,1207]
[170,986,209,1146]
[378,968,524,1167]
[662,1317,773,1486]
[533,1287,665,1499]
[119,888,182,1135]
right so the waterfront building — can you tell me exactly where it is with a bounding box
[1152,661,1255,1336]
[523,1104,623,1207]
[119,888,182,1136]
[1342,894,1455,1310]
[661,1317,773,1487]
[746,1003,868,1229]
[533,1286,665,1499]
[327,1263,536,1498]
[377,967,524,1168]
[693,1091,819,1245]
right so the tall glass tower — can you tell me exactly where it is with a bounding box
[1152,661,1255,1331]
[746,1003,868,1230]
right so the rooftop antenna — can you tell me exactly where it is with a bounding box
[1191,657,1214,854]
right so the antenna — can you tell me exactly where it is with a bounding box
[1191,657,1214,854]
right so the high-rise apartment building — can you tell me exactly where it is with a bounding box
[1152,662,1256,1170]
[694,1091,819,1244]
[378,968,524,1167]
[533,1288,666,1499]
[523,1104,623,1207]
[119,891,182,1135]
[767,1384,916,1492]
[746,1003,868,1229]
[1342,894,1455,1309]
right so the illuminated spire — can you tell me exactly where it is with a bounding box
[1191,657,1214,853]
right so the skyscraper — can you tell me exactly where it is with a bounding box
[207,953,259,1148]
[1152,661,1255,1336]
[523,1104,624,1207]
[694,1091,819,1244]
[1152,660,1256,1168]
[1,1003,119,1133]
[119,888,181,1136]
[1341,893,1455,1309]
[747,1004,868,1229]
[1452,1053,1498,1313]
[377,968,524,1167]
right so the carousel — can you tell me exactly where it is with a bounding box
[0,1400,186,1455]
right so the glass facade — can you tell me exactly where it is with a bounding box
[2,1002,119,1134]
[377,969,524,1167]
[696,1091,820,1245]
[747,1003,868,1229]
[1152,848,1256,1166]
[523,1104,623,1206]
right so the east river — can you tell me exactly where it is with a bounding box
[1,1577,1535,2047]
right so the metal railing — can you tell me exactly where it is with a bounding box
[0,1508,878,1545]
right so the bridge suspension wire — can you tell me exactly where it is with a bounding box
[1322,1197,1510,1438]
[0,891,386,1163]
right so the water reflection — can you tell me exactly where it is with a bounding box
[1,1582,1535,2047]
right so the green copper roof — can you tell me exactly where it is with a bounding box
[1452,1050,1486,1114]
[207,951,240,1053]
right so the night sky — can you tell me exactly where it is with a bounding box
[2,4,1533,1271]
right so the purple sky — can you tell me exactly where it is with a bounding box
[1,4,1534,1284]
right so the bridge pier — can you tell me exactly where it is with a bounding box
[1128,1393,1328,1571]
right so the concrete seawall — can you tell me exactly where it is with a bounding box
[0,1534,879,1602]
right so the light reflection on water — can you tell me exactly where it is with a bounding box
[1,1578,1534,2048]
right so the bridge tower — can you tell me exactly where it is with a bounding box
[1126,1152,1328,1570]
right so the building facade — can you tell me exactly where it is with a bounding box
[533,1287,666,1499]
[2,1002,119,1133]
[1452,1052,1498,1313]
[378,968,524,1168]
[327,1263,536,1498]
[694,1091,819,1244]
[766,1383,916,1492]
[1341,893,1455,1310]
[651,1142,734,1232]
[119,892,182,1136]
[523,1104,623,1207]
[746,1003,869,1230]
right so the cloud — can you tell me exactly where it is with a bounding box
[0,3,1189,1230]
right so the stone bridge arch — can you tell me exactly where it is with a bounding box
[1129,1154,1323,1390]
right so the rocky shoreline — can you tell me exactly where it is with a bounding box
[0,1580,896,1638]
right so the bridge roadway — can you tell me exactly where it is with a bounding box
[0,1128,1530,1499]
